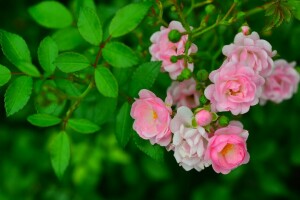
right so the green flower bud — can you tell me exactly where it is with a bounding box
[177,74,184,81]
[219,116,229,127]
[168,29,182,43]
[170,55,178,63]
[205,4,215,14]
[197,69,209,81]
[179,68,192,80]
[199,95,208,105]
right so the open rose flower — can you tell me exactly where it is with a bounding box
[205,61,265,115]
[167,78,200,108]
[205,121,250,174]
[169,106,211,171]
[222,29,276,77]
[260,59,300,104]
[130,89,172,146]
[149,21,198,80]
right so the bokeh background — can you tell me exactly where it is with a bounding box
[0,0,300,199]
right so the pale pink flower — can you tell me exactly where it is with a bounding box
[205,121,250,174]
[130,89,172,146]
[205,61,265,115]
[195,109,212,127]
[169,106,211,171]
[149,21,198,80]
[260,59,300,104]
[167,78,200,108]
[222,30,276,77]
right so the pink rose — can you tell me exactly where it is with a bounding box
[149,21,198,80]
[130,89,172,146]
[167,78,200,108]
[260,59,300,104]
[205,61,265,115]
[195,109,212,126]
[222,31,276,77]
[169,106,211,171]
[205,121,250,174]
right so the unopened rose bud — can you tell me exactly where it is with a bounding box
[170,55,178,63]
[241,26,250,35]
[205,4,215,14]
[195,110,212,126]
[219,116,229,127]
[168,29,182,43]
[177,68,192,80]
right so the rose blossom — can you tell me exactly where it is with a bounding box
[195,109,212,126]
[204,61,265,115]
[205,121,250,174]
[169,106,211,171]
[130,89,172,146]
[222,29,276,77]
[149,21,198,80]
[167,78,200,108]
[260,59,300,104]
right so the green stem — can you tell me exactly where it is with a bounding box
[172,0,191,33]
[192,22,218,38]
[186,0,213,15]
[222,2,237,21]
[62,81,94,130]
[93,35,112,68]
[192,2,236,38]
[61,34,111,130]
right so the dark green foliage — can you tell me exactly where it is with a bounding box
[0,0,300,199]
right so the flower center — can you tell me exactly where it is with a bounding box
[221,143,234,156]
[152,111,158,120]
[226,81,243,96]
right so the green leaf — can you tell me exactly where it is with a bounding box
[15,61,41,77]
[1,30,31,65]
[109,2,152,37]
[116,102,132,147]
[5,76,33,116]
[102,42,139,68]
[287,0,300,20]
[78,7,102,45]
[0,64,11,86]
[28,1,73,29]
[133,133,164,162]
[129,61,161,97]
[67,118,100,134]
[74,91,117,126]
[95,67,118,98]
[52,27,85,51]
[72,0,97,17]
[38,36,58,75]
[50,131,70,179]
[55,52,90,73]
[27,114,61,127]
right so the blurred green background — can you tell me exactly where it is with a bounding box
[0,0,300,199]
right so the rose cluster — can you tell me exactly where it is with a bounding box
[206,28,299,114]
[131,22,299,174]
